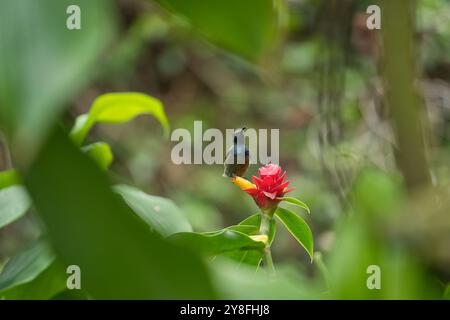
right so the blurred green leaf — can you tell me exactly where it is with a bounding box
[0,0,116,161]
[81,142,113,170]
[444,284,450,300]
[51,288,90,300]
[24,127,215,299]
[106,14,169,77]
[155,0,277,61]
[329,217,442,299]
[275,207,314,260]
[281,41,320,74]
[70,92,169,145]
[1,260,67,300]
[313,252,332,292]
[328,169,441,299]
[353,169,404,218]
[0,240,54,293]
[178,199,223,232]
[281,197,311,214]
[0,185,31,229]
[0,239,67,300]
[114,184,192,237]
[0,170,21,190]
[210,258,317,299]
[169,229,264,256]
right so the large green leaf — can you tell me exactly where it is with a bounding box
[0,240,54,292]
[24,127,215,299]
[70,92,169,145]
[81,142,113,170]
[275,207,314,260]
[0,185,31,229]
[155,0,277,61]
[0,260,67,300]
[211,259,317,299]
[51,288,90,300]
[168,230,264,256]
[0,170,21,189]
[0,0,116,161]
[0,239,67,300]
[114,184,192,237]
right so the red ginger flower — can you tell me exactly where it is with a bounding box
[232,164,293,210]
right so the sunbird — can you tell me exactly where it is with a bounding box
[223,127,250,178]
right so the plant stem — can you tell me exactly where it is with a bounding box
[260,209,276,276]
[314,252,332,292]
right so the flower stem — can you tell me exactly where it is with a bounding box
[260,209,276,276]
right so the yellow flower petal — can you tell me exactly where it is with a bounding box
[231,176,256,190]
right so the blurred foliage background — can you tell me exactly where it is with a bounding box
[0,0,449,299]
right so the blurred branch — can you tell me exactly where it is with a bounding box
[0,132,12,170]
[316,0,356,203]
[380,0,449,275]
[380,0,432,192]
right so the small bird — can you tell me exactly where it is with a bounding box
[223,127,250,178]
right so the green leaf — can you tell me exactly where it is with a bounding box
[237,213,261,226]
[280,197,311,214]
[223,249,263,268]
[0,260,67,300]
[275,207,314,260]
[222,214,276,268]
[313,252,332,292]
[81,142,113,170]
[238,213,276,244]
[51,288,90,300]
[0,0,116,161]
[0,170,21,189]
[0,185,31,229]
[211,258,317,299]
[155,0,277,61]
[0,240,55,292]
[114,184,192,237]
[70,92,169,145]
[0,239,67,300]
[227,224,259,235]
[24,126,215,299]
[201,224,259,237]
[168,230,264,256]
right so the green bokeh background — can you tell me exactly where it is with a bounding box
[0,0,449,299]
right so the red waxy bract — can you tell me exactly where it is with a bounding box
[243,164,293,209]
